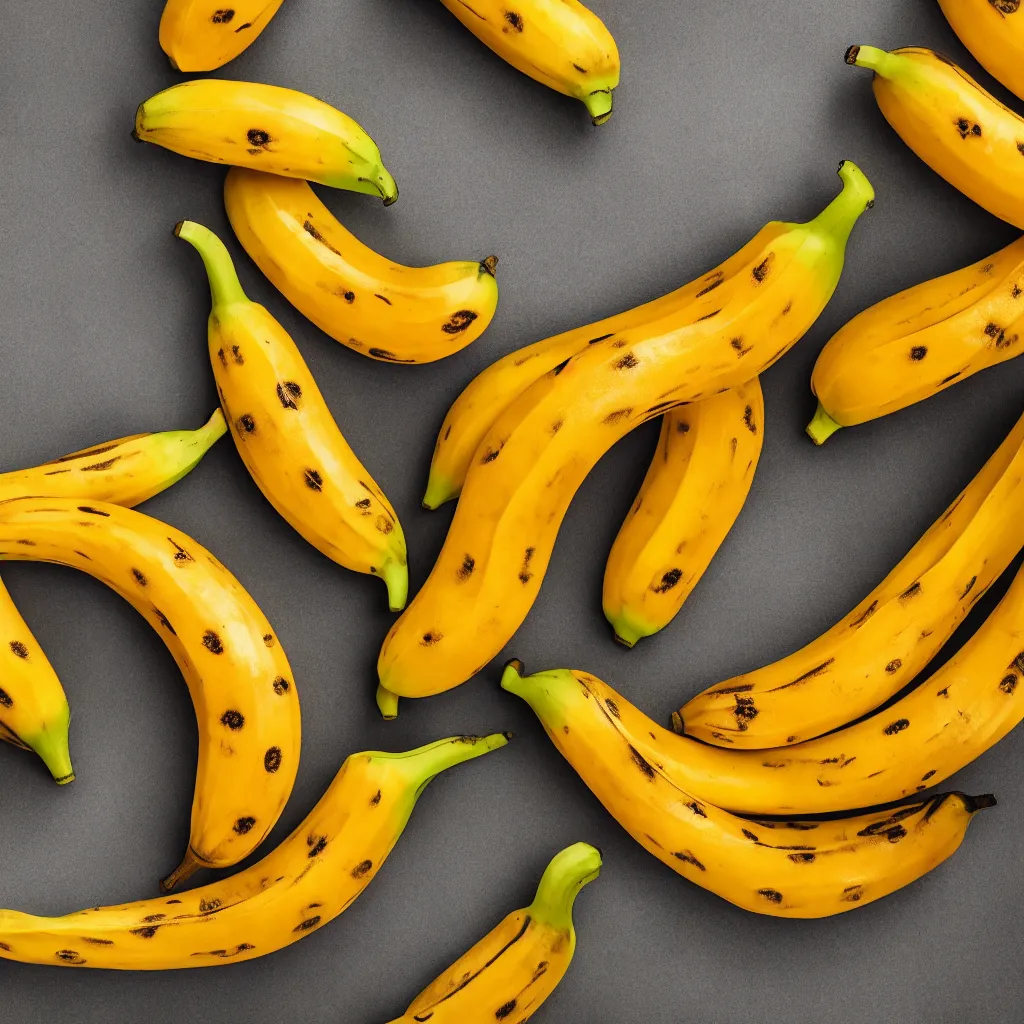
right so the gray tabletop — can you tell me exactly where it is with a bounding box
[2,1,1023,1021]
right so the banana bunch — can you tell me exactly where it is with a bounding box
[808,235,1024,443]
[0,734,507,969]
[386,842,600,1024]
[437,0,619,124]
[938,0,1024,102]
[177,221,409,610]
[377,162,874,716]
[224,169,499,364]
[0,497,300,890]
[135,80,398,202]
[159,0,284,71]
[502,662,994,918]
[0,411,226,783]
[846,45,1024,229]
[678,406,1024,748]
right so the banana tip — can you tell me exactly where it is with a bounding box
[54,772,75,786]
[172,221,186,239]
[844,45,861,65]
[376,684,400,721]
[481,255,499,277]
[968,793,998,812]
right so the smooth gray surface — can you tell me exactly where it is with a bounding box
[1,1,1023,1021]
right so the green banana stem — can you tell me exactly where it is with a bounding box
[806,403,843,446]
[174,221,249,308]
[582,87,614,126]
[845,44,899,78]
[159,409,228,491]
[500,660,575,732]
[380,558,409,614]
[376,684,400,720]
[378,733,511,790]
[421,473,457,511]
[800,160,875,250]
[24,704,74,785]
[528,842,602,933]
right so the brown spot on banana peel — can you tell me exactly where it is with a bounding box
[368,348,415,362]
[457,554,475,581]
[899,582,922,603]
[504,10,524,30]
[768,658,835,692]
[653,569,682,593]
[955,118,982,139]
[442,310,478,334]
[752,254,774,282]
[302,220,342,257]
[696,273,724,297]
[211,8,235,22]
[910,346,928,360]
[246,128,270,147]
[276,381,302,409]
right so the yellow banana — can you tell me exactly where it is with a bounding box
[846,44,1024,228]
[386,842,600,1024]
[438,0,619,125]
[0,734,507,969]
[677,405,1024,748]
[502,662,994,919]
[603,380,764,647]
[938,0,1024,102]
[377,162,874,716]
[223,168,499,364]
[807,234,1024,442]
[0,410,227,784]
[0,497,301,891]
[177,221,408,610]
[159,0,284,72]
[134,80,398,202]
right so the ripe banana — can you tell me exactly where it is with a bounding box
[846,45,1024,228]
[0,734,507,969]
[386,842,600,1024]
[223,168,499,364]
[177,221,408,610]
[807,235,1024,443]
[378,162,874,716]
[938,0,1024,102]
[0,497,301,890]
[159,0,284,72]
[502,662,994,918]
[677,405,1024,748]
[603,380,764,648]
[438,0,619,125]
[0,410,227,784]
[134,80,398,202]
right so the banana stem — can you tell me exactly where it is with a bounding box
[500,660,575,731]
[583,88,614,126]
[803,161,875,248]
[174,221,249,308]
[377,733,511,789]
[528,843,602,933]
[421,472,457,511]
[25,707,74,785]
[845,44,897,78]
[376,684,400,720]
[806,403,843,445]
[380,559,409,613]
[160,847,208,893]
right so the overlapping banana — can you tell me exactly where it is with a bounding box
[437,0,619,124]
[502,662,994,918]
[177,221,408,610]
[807,235,1024,443]
[604,380,764,647]
[159,0,284,72]
[224,169,499,364]
[377,162,874,716]
[678,405,1024,748]
[846,45,1024,228]
[0,734,507,969]
[135,80,398,202]
[938,0,1024,102]
[386,842,600,1024]
[0,411,226,783]
[0,497,300,891]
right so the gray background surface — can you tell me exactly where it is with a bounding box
[1,0,1023,1021]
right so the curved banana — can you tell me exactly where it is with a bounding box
[386,842,600,1024]
[159,0,284,72]
[223,168,499,364]
[0,734,507,969]
[177,221,408,610]
[846,45,1024,228]
[677,406,1024,748]
[603,380,764,648]
[134,80,398,202]
[807,235,1024,443]
[377,162,874,716]
[938,0,1024,102]
[502,662,994,918]
[0,497,300,890]
[438,0,619,125]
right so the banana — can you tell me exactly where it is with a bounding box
[677,405,1024,748]
[377,162,874,717]
[938,0,1024,102]
[159,0,284,72]
[502,662,994,918]
[438,0,619,125]
[223,168,499,364]
[807,235,1024,443]
[0,497,301,890]
[177,221,409,610]
[134,80,398,202]
[846,45,1024,229]
[603,380,764,648]
[0,734,506,969]
[386,842,600,1024]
